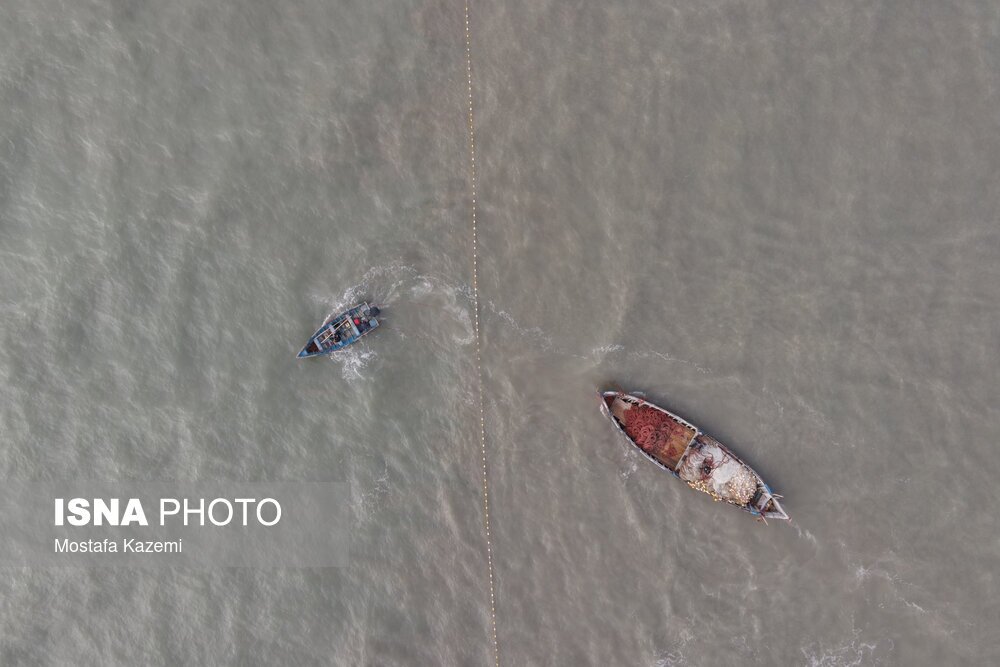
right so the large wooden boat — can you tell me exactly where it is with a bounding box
[600,390,789,522]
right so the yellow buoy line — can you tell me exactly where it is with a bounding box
[463,3,500,666]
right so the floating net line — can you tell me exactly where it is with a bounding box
[463,3,500,665]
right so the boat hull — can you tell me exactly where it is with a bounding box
[297,302,381,358]
[600,390,789,521]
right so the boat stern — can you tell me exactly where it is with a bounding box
[765,496,790,521]
[751,486,790,521]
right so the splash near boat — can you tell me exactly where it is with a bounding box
[297,302,381,359]
[600,391,789,522]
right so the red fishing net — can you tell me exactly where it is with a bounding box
[622,405,693,467]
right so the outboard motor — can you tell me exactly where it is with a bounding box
[370,306,381,317]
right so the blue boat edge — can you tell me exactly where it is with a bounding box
[297,302,382,359]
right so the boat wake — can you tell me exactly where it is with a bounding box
[308,262,485,377]
[333,346,379,381]
[350,458,390,523]
[315,261,420,315]
[486,300,555,351]
[590,345,713,375]
[653,650,688,667]
[618,457,640,481]
[800,630,894,667]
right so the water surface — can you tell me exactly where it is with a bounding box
[1,1,998,664]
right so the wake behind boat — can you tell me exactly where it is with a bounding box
[600,390,789,522]
[297,302,381,359]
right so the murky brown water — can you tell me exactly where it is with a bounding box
[1,1,998,664]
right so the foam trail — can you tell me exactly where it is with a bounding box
[332,346,378,381]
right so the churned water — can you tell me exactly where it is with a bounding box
[2,1,999,665]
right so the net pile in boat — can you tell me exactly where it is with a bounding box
[622,404,694,469]
[723,467,757,505]
[677,435,758,505]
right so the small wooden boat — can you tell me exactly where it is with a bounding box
[600,390,789,522]
[297,302,381,359]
